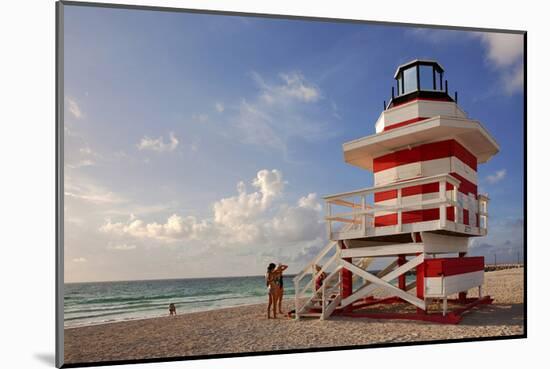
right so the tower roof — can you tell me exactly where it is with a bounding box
[393,59,444,79]
[343,116,500,171]
[388,59,451,109]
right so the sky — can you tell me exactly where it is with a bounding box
[63,5,525,283]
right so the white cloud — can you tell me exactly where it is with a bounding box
[79,147,92,155]
[408,29,524,95]
[99,169,324,251]
[66,97,82,119]
[231,71,331,156]
[475,32,524,95]
[72,257,87,263]
[503,63,524,95]
[100,213,211,243]
[215,102,225,113]
[267,193,324,243]
[66,159,95,169]
[298,193,323,211]
[137,132,179,152]
[108,243,137,251]
[65,175,126,205]
[213,169,285,228]
[278,72,321,102]
[253,71,321,104]
[485,169,507,184]
[406,28,460,44]
[477,33,523,69]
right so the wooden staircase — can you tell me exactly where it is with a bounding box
[293,225,373,320]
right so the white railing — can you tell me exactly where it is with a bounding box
[293,225,354,318]
[321,265,343,320]
[324,174,489,239]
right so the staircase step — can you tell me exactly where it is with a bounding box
[298,313,322,317]
[311,297,336,302]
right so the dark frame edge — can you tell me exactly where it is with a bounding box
[59,0,526,34]
[522,31,527,339]
[56,1,65,368]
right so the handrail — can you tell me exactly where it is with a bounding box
[297,251,340,299]
[326,198,455,220]
[323,173,460,200]
[296,250,342,315]
[321,266,343,319]
[293,223,352,284]
[292,240,335,285]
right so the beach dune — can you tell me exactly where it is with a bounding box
[64,268,524,365]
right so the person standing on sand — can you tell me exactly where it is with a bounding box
[276,263,288,315]
[265,263,288,319]
[169,303,176,316]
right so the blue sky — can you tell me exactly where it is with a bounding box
[63,5,524,282]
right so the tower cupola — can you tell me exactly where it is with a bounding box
[389,59,452,109]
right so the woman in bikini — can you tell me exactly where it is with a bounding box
[265,263,288,319]
[276,263,288,315]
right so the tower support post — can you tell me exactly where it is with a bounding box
[339,241,353,312]
[398,254,406,290]
[458,251,468,303]
[416,252,425,314]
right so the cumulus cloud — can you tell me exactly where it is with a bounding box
[137,132,179,152]
[477,33,523,69]
[215,102,225,113]
[100,213,210,243]
[66,97,82,119]
[213,169,285,228]
[476,32,524,95]
[485,169,507,184]
[267,193,324,243]
[99,169,324,251]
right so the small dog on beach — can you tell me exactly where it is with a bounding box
[169,303,177,316]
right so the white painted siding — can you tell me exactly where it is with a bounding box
[425,270,484,297]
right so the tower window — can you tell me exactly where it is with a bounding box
[403,67,417,94]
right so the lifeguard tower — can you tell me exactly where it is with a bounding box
[293,60,499,323]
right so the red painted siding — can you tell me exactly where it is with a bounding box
[424,257,485,277]
[373,139,477,173]
[463,209,469,225]
[374,182,454,202]
[384,117,428,131]
[374,207,455,227]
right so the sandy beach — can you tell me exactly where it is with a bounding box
[64,268,524,365]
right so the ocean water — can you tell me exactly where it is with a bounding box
[64,273,417,327]
[64,275,296,327]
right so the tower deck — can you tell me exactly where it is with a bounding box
[324,173,489,242]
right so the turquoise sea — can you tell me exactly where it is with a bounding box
[65,273,417,327]
[64,275,296,327]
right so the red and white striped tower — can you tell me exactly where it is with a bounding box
[293,60,500,323]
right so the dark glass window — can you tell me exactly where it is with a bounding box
[436,71,443,90]
[403,67,417,94]
[419,65,435,90]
